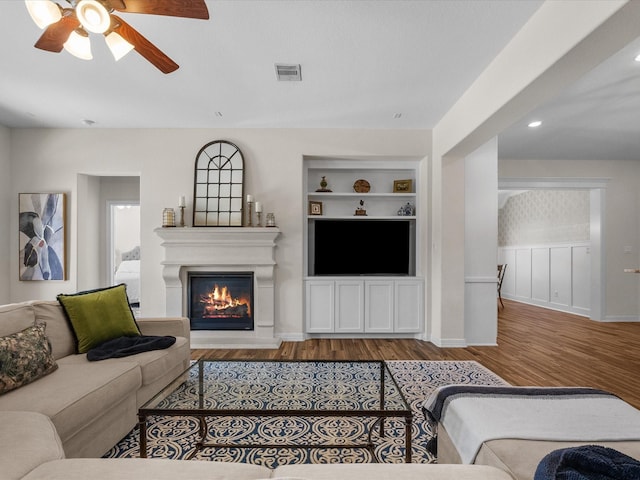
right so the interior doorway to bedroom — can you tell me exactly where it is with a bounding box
[109,203,141,307]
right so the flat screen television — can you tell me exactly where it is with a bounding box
[311,219,413,276]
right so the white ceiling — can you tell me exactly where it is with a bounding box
[1,0,639,161]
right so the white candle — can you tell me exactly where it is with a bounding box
[178,195,185,207]
[246,194,253,203]
[255,201,262,213]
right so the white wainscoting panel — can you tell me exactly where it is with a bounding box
[531,248,550,302]
[499,242,590,316]
[550,247,571,307]
[572,246,591,313]
[501,249,516,297]
[515,249,532,299]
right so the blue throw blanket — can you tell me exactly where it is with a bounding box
[535,445,640,480]
[87,335,176,361]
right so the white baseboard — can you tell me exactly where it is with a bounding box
[430,337,467,348]
[601,315,640,323]
[503,295,590,318]
[277,332,306,342]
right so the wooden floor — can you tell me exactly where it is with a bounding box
[192,299,640,409]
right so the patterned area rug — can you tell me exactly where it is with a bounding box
[104,360,507,466]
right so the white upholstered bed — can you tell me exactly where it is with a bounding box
[114,246,140,304]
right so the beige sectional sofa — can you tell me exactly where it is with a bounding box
[0,299,191,458]
[438,425,640,480]
[430,387,640,480]
[2,410,514,480]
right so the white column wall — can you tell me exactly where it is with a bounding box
[464,138,498,345]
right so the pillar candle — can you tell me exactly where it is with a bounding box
[178,195,185,207]
[255,201,262,213]
[247,194,254,203]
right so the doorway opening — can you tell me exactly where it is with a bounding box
[109,202,140,307]
[498,178,606,321]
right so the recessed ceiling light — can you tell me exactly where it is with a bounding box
[82,119,96,126]
[528,120,542,128]
[393,113,402,119]
[214,111,223,117]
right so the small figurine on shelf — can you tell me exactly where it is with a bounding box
[315,176,332,192]
[355,199,367,216]
[397,202,415,216]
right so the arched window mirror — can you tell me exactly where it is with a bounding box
[193,140,245,226]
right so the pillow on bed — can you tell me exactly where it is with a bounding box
[116,260,140,274]
[57,284,140,354]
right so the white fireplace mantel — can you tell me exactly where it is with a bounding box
[155,227,281,349]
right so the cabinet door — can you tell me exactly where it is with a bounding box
[365,281,394,332]
[305,281,334,333]
[335,281,364,332]
[394,279,423,332]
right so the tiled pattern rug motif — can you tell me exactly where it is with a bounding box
[104,360,507,466]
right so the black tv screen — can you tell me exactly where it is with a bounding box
[313,220,412,276]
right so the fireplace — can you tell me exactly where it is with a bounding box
[155,227,281,348]
[188,272,254,330]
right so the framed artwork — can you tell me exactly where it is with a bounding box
[393,179,413,193]
[19,193,66,281]
[309,201,323,216]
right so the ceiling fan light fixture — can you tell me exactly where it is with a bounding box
[25,0,62,29]
[76,0,110,34]
[105,31,134,61]
[64,28,92,60]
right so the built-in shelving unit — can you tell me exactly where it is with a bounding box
[306,164,417,219]
[303,156,424,336]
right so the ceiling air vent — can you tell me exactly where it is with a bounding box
[275,63,302,81]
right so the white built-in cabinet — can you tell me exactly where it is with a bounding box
[303,156,424,336]
[305,278,424,334]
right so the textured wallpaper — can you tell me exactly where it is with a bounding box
[498,190,590,246]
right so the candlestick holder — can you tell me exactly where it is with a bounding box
[246,201,253,226]
[179,206,185,227]
[256,211,262,227]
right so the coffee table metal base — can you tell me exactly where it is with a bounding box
[139,412,412,463]
[138,360,413,463]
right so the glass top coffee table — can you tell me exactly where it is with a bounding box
[138,360,413,462]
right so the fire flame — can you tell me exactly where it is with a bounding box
[199,285,250,316]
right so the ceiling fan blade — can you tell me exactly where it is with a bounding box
[112,15,179,73]
[34,13,80,52]
[111,0,209,19]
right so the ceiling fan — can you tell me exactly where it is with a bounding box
[25,0,209,73]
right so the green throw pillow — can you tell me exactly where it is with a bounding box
[0,323,58,395]
[57,284,141,354]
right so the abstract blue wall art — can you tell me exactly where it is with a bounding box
[19,193,66,281]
